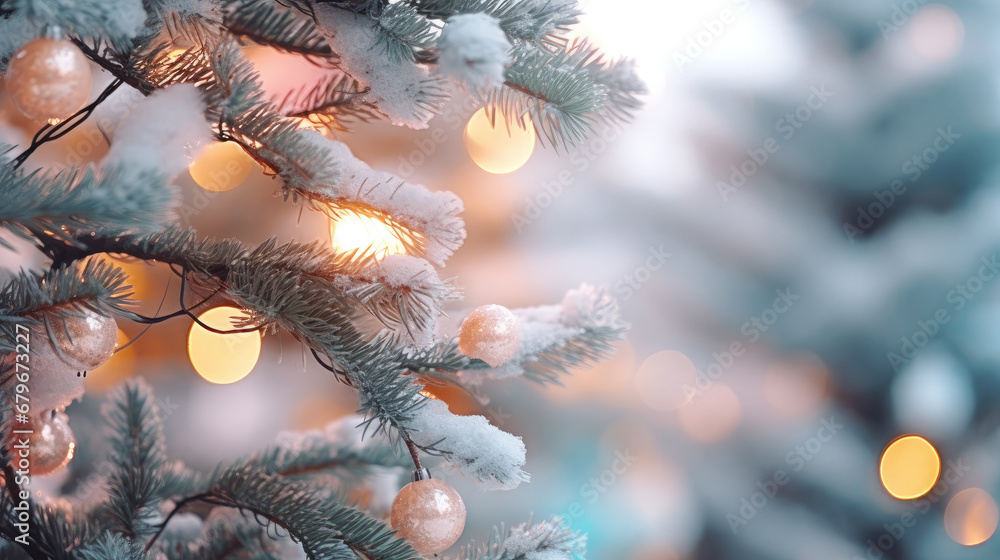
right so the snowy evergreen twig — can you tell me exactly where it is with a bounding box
[451,516,586,560]
[0,0,642,556]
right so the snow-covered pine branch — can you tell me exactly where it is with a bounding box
[101,84,210,186]
[465,284,627,384]
[407,397,529,490]
[437,14,511,88]
[0,0,145,63]
[315,5,447,128]
[300,136,466,267]
[451,516,587,560]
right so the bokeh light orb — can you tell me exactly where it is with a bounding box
[879,435,940,499]
[634,350,699,411]
[188,306,261,384]
[944,488,999,546]
[464,107,535,174]
[677,383,741,444]
[907,4,964,62]
[189,142,256,192]
[329,212,408,260]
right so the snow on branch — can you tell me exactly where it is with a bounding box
[315,5,447,128]
[407,397,529,490]
[437,13,511,88]
[7,0,146,52]
[412,0,581,44]
[469,284,627,384]
[451,515,587,560]
[348,254,457,344]
[299,135,466,266]
[102,84,211,183]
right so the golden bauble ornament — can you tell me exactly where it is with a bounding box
[457,304,520,367]
[6,38,92,121]
[16,411,77,477]
[390,477,466,555]
[50,308,119,371]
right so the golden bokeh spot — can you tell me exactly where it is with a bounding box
[189,142,256,192]
[188,306,261,385]
[677,383,742,444]
[329,211,409,260]
[464,107,535,174]
[879,435,941,499]
[944,488,999,546]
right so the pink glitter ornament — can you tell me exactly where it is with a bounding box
[390,478,466,554]
[457,304,519,367]
[50,308,119,371]
[6,38,92,122]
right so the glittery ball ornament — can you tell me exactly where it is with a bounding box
[23,333,85,413]
[457,304,520,367]
[5,38,92,121]
[50,308,119,371]
[23,411,76,476]
[390,478,466,555]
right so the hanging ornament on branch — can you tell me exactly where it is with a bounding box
[0,308,115,478]
[5,35,92,122]
[457,304,520,367]
[22,411,77,477]
[21,308,118,413]
[48,307,119,371]
[390,468,466,555]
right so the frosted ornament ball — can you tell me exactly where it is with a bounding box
[390,476,466,555]
[26,331,88,413]
[50,308,120,371]
[457,304,520,367]
[24,411,76,476]
[5,38,92,122]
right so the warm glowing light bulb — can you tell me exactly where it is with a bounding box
[188,142,256,192]
[464,107,535,174]
[944,488,999,546]
[329,212,408,260]
[188,306,261,384]
[879,435,941,499]
[162,48,188,64]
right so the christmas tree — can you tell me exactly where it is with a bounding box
[0,0,643,558]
